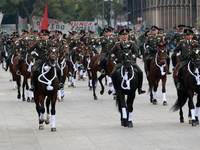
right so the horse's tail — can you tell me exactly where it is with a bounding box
[116,95,121,113]
[171,91,188,111]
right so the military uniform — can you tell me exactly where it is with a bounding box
[128,33,136,41]
[170,32,186,47]
[173,29,198,89]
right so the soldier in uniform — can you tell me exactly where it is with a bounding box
[33,30,40,41]
[187,26,198,41]
[109,29,146,95]
[68,31,77,54]
[28,29,63,91]
[109,27,117,42]
[5,33,20,71]
[128,28,136,41]
[145,25,164,76]
[16,29,33,75]
[173,29,198,90]
[97,28,115,74]
[171,25,186,68]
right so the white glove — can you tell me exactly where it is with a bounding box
[93,45,95,48]
[146,45,149,48]
[132,55,136,58]
[20,48,22,51]
[111,54,115,57]
[176,51,181,56]
[99,42,101,45]
[31,51,39,56]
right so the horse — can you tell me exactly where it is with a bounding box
[172,45,200,126]
[116,45,139,128]
[89,54,115,100]
[34,44,59,131]
[144,42,168,105]
[68,47,82,87]
[13,41,35,102]
[57,43,69,101]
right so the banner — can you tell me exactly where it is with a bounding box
[18,16,28,31]
[0,12,4,25]
[40,2,48,35]
[32,16,95,33]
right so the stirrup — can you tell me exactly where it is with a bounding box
[16,70,21,75]
[101,69,105,74]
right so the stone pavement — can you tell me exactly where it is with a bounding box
[1,59,200,150]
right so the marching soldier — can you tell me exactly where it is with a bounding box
[97,28,115,74]
[171,25,186,68]
[5,33,20,71]
[173,29,198,90]
[16,29,33,75]
[145,26,164,76]
[109,28,146,95]
[28,29,64,91]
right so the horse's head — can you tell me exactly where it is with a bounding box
[61,43,69,59]
[157,42,168,65]
[47,44,59,67]
[120,44,133,70]
[190,45,200,68]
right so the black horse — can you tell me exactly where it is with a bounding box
[116,45,139,128]
[172,45,200,126]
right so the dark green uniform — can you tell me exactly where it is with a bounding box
[17,37,34,74]
[109,40,145,94]
[128,33,136,41]
[170,32,185,47]
[68,38,76,54]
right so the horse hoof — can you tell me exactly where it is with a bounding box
[17,94,21,99]
[108,90,112,95]
[189,120,192,124]
[121,119,128,127]
[13,87,16,90]
[45,120,50,125]
[31,98,34,103]
[153,99,157,105]
[39,125,44,130]
[180,119,184,123]
[163,101,167,106]
[58,98,61,102]
[113,95,117,100]
[94,96,98,100]
[22,97,26,101]
[27,97,30,102]
[100,90,104,95]
[195,116,199,125]
[150,99,153,103]
[109,83,113,87]
[89,87,92,91]
[127,121,133,128]
[192,120,197,126]
[51,127,56,132]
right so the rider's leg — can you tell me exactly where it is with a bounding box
[56,65,64,89]
[166,56,171,74]
[134,64,146,94]
[16,54,25,75]
[171,53,177,69]
[146,57,152,77]
[100,53,106,74]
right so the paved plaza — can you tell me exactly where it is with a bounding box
[1,60,200,150]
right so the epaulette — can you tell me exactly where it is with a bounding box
[180,39,185,42]
[29,38,33,40]
[148,34,153,37]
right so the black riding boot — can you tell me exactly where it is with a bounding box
[111,73,118,95]
[137,71,146,94]
[171,54,177,69]
[5,58,10,71]
[177,68,183,90]
[16,58,24,75]
[146,58,151,77]
[100,60,106,74]
[56,68,64,89]
[67,60,71,76]
[82,56,86,71]
[166,57,171,74]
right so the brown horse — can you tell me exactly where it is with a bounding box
[13,42,35,102]
[34,45,59,131]
[57,43,69,101]
[89,54,115,100]
[144,42,168,105]
[172,45,200,126]
[68,47,82,87]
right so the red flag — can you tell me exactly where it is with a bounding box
[40,2,48,35]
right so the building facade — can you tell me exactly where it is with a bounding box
[128,0,200,32]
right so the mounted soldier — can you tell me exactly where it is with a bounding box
[33,30,40,41]
[173,29,198,90]
[128,28,136,42]
[145,26,165,76]
[97,28,115,74]
[16,29,33,75]
[109,28,146,95]
[28,29,64,91]
[109,27,117,42]
[171,25,186,68]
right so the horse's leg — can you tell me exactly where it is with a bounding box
[57,90,61,102]
[16,75,21,99]
[92,70,98,100]
[39,95,45,130]
[105,76,107,85]
[195,94,200,125]
[108,77,112,86]
[73,72,76,87]
[22,78,26,101]
[118,91,127,127]
[127,91,135,128]
[177,90,184,123]
[51,95,57,132]
[87,69,92,90]
[150,88,153,103]
[188,92,196,126]
[98,74,106,95]
[12,75,16,90]
[162,77,167,106]
[45,97,51,125]
[26,81,30,102]
[153,83,158,105]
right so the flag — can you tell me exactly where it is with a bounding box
[0,12,4,25]
[18,16,28,31]
[40,2,48,35]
